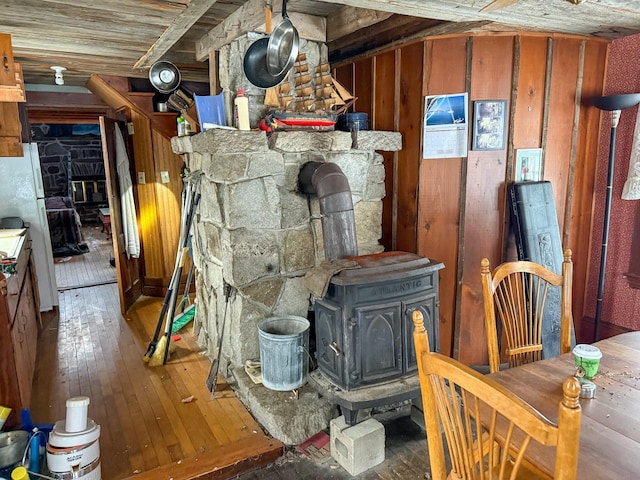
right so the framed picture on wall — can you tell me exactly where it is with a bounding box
[515,148,544,182]
[472,100,507,151]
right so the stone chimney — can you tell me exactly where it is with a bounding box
[171,36,402,444]
[172,130,401,377]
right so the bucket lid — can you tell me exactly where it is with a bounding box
[573,344,602,360]
[66,396,90,408]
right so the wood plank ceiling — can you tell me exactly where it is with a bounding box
[1,0,640,87]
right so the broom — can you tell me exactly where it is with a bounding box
[143,209,188,362]
[171,303,196,334]
[143,178,192,363]
[149,246,189,366]
[150,192,201,366]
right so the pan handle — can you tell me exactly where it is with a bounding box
[265,2,272,34]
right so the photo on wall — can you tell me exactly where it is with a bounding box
[515,148,544,182]
[472,100,507,151]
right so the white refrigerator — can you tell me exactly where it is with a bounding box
[0,142,58,311]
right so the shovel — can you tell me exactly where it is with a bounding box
[206,282,234,397]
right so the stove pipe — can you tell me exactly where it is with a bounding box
[299,161,358,261]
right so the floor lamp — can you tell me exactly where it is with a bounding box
[591,93,640,341]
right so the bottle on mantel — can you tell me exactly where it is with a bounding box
[177,114,186,136]
[234,89,250,130]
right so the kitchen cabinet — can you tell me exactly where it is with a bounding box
[0,231,40,429]
[0,33,26,157]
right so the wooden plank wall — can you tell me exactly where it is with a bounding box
[130,111,163,282]
[130,111,183,294]
[459,36,514,364]
[567,40,609,338]
[335,33,607,365]
[419,36,467,357]
[152,130,184,282]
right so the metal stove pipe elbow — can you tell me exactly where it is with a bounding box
[299,161,358,260]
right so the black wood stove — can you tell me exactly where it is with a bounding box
[308,251,444,425]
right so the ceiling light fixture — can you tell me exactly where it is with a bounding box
[50,66,67,85]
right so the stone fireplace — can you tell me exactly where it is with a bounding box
[171,128,403,443]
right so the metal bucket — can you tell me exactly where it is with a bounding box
[257,316,310,391]
[0,430,28,470]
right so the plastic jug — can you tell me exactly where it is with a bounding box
[234,89,250,130]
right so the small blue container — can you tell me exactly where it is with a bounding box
[337,112,369,132]
[194,93,227,129]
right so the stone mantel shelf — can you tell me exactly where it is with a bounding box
[171,129,403,156]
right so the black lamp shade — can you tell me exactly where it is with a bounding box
[591,93,640,111]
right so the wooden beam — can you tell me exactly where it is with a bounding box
[313,0,495,20]
[329,19,490,64]
[135,0,220,68]
[85,75,140,113]
[326,6,393,43]
[25,91,107,110]
[267,12,326,42]
[209,51,218,95]
[26,110,105,124]
[196,0,277,61]
[481,0,519,13]
[311,0,610,36]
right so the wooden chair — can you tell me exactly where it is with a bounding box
[481,249,573,374]
[412,311,581,480]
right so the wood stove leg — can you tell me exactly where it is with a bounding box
[341,407,359,426]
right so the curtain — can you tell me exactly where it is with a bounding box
[622,108,640,200]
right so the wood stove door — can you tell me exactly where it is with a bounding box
[354,302,403,386]
[314,299,344,386]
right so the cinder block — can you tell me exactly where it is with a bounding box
[330,415,385,476]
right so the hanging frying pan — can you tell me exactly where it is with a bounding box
[266,0,299,76]
[243,6,288,88]
[243,38,289,88]
[149,61,181,94]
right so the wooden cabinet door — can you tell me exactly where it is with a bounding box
[0,102,22,156]
[10,272,37,408]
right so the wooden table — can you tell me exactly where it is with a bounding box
[488,331,640,478]
[98,207,111,239]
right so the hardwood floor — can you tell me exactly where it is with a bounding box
[32,256,283,479]
[32,226,433,479]
[54,225,116,290]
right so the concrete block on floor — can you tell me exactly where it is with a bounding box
[330,415,385,476]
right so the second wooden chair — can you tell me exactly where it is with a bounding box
[481,249,573,373]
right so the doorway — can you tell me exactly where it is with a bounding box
[32,122,117,291]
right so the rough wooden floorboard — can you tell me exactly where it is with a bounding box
[31,281,282,480]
